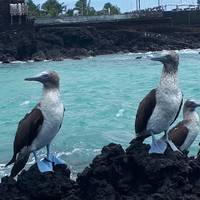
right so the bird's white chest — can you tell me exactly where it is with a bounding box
[147,86,182,134]
[31,90,64,151]
[41,95,64,127]
[181,115,200,150]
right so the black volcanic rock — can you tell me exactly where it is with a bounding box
[76,141,200,200]
[0,164,78,200]
[32,50,46,62]
[1,54,15,63]
[1,142,200,200]
[1,23,200,62]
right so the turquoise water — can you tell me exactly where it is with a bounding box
[1,50,200,178]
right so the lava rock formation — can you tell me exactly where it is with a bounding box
[1,141,200,200]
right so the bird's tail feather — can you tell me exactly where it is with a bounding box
[5,154,16,167]
[10,146,30,178]
[134,132,150,143]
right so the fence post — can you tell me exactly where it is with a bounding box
[188,12,191,25]
[11,15,13,25]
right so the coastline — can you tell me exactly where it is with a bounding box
[2,19,200,199]
[0,48,199,65]
[1,23,200,63]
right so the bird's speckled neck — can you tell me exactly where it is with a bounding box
[160,70,179,88]
[41,88,61,102]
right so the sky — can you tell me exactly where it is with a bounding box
[33,0,197,12]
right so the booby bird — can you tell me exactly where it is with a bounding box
[6,71,65,177]
[135,51,183,154]
[168,99,200,151]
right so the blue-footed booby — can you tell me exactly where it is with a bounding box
[168,99,200,151]
[6,71,65,177]
[135,51,183,154]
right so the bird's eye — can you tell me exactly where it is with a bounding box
[42,74,49,81]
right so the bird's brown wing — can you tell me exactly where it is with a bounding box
[168,121,189,147]
[6,108,43,167]
[135,89,156,136]
[14,108,43,153]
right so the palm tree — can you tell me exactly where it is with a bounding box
[42,0,64,17]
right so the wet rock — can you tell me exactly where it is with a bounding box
[88,50,96,57]
[45,49,64,61]
[65,48,89,59]
[1,24,200,63]
[1,54,15,63]
[32,51,46,62]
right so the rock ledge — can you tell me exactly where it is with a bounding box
[1,141,200,200]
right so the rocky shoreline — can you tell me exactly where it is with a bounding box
[1,22,200,63]
[1,141,200,200]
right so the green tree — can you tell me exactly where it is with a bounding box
[42,0,64,17]
[66,9,74,16]
[87,7,96,16]
[103,3,120,15]
[74,0,96,16]
[27,0,41,17]
[75,0,87,15]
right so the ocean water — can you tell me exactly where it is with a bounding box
[1,50,200,178]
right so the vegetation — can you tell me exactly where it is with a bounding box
[75,0,87,15]
[41,0,64,17]
[74,0,96,16]
[103,3,121,15]
[87,7,96,16]
[26,0,41,17]
[66,9,74,16]
[27,0,121,17]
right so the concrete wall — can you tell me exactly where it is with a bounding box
[35,14,139,25]
[164,10,200,25]
[35,10,200,27]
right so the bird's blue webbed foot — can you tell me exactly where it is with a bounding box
[149,132,167,154]
[48,154,66,165]
[37,158,53,173]
[149,139,167,154]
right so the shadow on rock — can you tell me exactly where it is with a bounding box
[1,142,200,200]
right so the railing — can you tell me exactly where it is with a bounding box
[160,4,200,11]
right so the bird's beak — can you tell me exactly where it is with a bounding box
[151,55,166,62]
[24,75,43,82]
[195,103,200,108]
